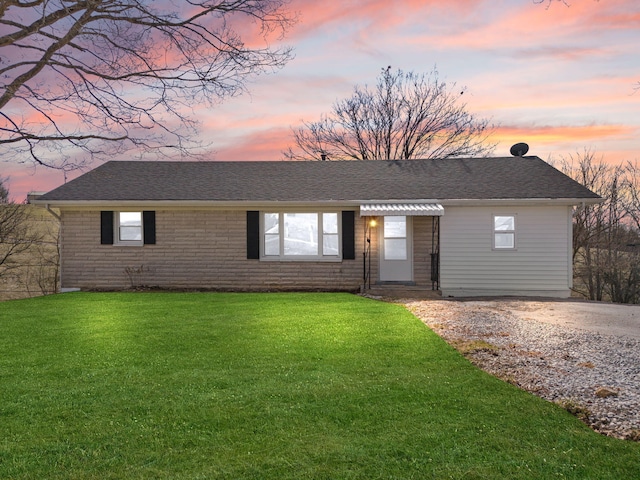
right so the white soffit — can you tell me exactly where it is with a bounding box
[360,203,444,216]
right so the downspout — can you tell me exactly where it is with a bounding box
[45,204,61,222]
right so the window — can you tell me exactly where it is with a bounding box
[118,212,142,243]
[383,216,407,260]
[494,215,515,249]
[263,212,340,259]
[264,213,280,256]
[100,211,155,246]
[284,213,318,256]
[322,213,339,256]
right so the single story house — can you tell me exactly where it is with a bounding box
[34,156,601,297]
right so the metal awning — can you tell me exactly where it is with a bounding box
[359,203,444,216]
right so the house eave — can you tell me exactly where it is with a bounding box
[32,196,602,209]
[31,199,361,209]
[439,197,603,207]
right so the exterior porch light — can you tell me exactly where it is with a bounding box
[363,216,378,290]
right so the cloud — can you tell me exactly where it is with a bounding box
[208,121,638,165]
[496,123,635,144]
[1,163,71,203]
[211,127,294,160]
[587,2,640,30]
[492,122,640,163]
[398,0,639,56]
[513,45,612,62]
[288,0,485,43]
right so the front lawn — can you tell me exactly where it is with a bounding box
[1,292,638,479]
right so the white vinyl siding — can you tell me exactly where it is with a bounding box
[440,206,573,297]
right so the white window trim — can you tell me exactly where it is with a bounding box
[261,211,342,261]
[115,211,144,246]
[493,214,516,251]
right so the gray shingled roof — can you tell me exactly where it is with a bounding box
[37,157,600,203]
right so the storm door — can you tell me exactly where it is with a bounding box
[379,216,412,282]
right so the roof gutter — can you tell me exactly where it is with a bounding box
[439,197,603,207]
[31,197,603,209]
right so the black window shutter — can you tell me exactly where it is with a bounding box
[143,211,156,245]
[342,211,355,260]
[247,211,260,259]
[100,211,114,245]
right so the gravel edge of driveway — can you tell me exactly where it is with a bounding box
[398,298,640,441]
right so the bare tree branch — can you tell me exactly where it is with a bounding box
[0,0,295,170]
[0,177,42,280]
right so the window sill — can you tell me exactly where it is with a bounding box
[260,256,343,262]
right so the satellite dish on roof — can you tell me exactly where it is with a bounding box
[510,142,529,157]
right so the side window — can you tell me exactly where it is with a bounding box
[322,213,339,256]
[264,213,280,256]
[494,215,515,249]
[118,212,142,243]
[101,211,155,246]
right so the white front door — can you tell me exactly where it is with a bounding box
[379,216,413,282]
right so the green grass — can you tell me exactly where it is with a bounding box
[0,292,638,479]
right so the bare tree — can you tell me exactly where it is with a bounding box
[0,0,294,171]
[623,161,640,233]
[19,212,60,296]
[558,151,640,303]
[0,177,41,283]
[558,152,611,300]
[285,67,495,161]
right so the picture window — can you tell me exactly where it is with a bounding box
[263,212,341,260]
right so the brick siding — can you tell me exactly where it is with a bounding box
[60,209,362,291]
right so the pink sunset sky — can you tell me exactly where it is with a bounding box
[3,0,640,201]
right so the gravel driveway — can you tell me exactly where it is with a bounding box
[498,300,640,339]
[402,298,640,441]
